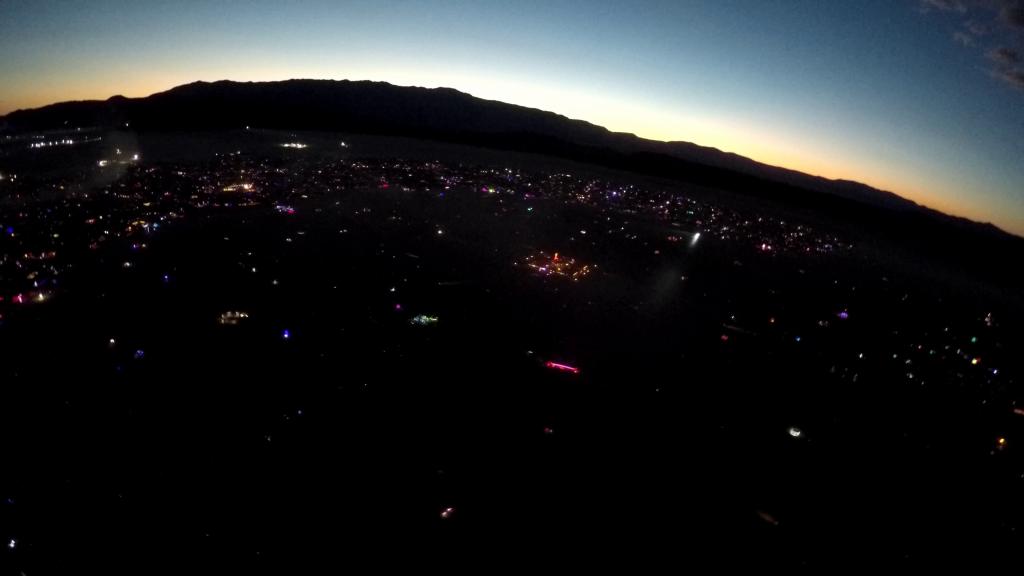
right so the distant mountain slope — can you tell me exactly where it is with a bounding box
[0,79,1011,238]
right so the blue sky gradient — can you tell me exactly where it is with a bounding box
[2,0,1022,233]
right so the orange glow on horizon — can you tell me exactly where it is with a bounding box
[0,74,1010,233]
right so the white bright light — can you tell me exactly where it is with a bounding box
[690,232,701,246]
[788,427,802,438]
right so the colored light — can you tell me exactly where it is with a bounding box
[545,361,580,374]
[410,315,439,326]
[282,329,291,340]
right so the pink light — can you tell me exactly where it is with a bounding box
[13,294,24,304]
[545,361,580,374]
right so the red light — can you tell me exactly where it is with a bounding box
[545,361,579,374]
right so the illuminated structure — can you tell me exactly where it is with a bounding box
[522,251,594,281]
[218,311,250,325]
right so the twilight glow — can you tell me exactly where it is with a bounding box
[2,0,1022,234]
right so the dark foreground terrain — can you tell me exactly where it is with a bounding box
[1,130,1023,571]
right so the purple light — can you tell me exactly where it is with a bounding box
[282,329,291,340]
[545,361,580,374]
[838,311,849,320]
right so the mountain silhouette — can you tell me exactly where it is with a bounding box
[1,79,1018,249]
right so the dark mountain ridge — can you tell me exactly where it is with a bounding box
[1,79,1019,254]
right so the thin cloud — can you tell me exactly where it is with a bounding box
[954,30,977,44]
[920,0,1024,93]
[1001,2,1024,27]
[921,0,968,12]
[966,19,990,34]
[995,67,1024,88]
[989,46,1022,62]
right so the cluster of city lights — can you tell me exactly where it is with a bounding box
[522,251,594,281]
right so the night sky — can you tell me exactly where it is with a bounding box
[2,0,1023,234]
